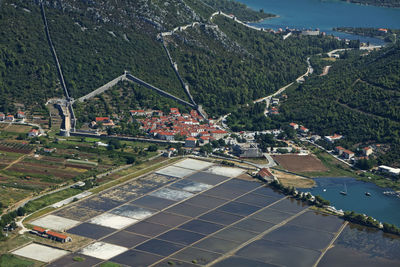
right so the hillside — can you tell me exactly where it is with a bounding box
[167,16,348,115]
[279,44,400,166]
[0,3,59,114]
[0,0,276,114]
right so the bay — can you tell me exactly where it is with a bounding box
[300,177,400,227]
[238,0,400,45]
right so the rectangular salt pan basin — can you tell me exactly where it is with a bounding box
[206,166,244,177]
[156,166,196,178]
[149,188,194,201]
[173,159,213,170]
[89,213,138,229]
[12,243,69,263]
[80,242,128,260]
[31,214,80,231]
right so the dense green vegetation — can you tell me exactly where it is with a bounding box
[169,16,350,115]
[226,102,276,131]
[343,211,400,236]
[280,45,400,166]
[45,5,184,99]
[340,0,400,8]
[0,2,59,113]
[0,254,34,267]
[201,0,275,21]
[1,0,225,111]
[269,180,330,207]
[0,0,280,115]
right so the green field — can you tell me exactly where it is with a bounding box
[301,146,356,178]
[0,254,36,267]
[24,188,81,214]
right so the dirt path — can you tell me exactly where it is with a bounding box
[336,101,399,122]
[313,221,348,267]
[3,151,33,171]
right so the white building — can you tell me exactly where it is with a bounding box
[378,165,400,177]
[324,134,343,143]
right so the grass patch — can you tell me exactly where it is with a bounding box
[24,188,81,214]
[84,137,100,143]
[301,147,355,178]
[0,254,34,267]
[73,256,85,262]
[243,157,269,164]
[358,173,400,190]
[322,57,337,62]
[0,234,32,255]
[24,207,55,224]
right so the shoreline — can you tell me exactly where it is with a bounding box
[246,14,280,24]
[341,0,400,9]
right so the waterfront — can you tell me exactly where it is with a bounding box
[239,0,400,45]
[301,177,400,227]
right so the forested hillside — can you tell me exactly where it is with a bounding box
[280,45,400,166]
[0,0,275,113]
[168,16,350,115]
[0,3,59,113]
[0,0,351,116]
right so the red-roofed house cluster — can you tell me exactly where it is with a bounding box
[0,111,26,122]
[30,226,72,243]
[135,108,227,144]
[289,122,309,135]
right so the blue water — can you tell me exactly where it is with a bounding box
[239,0,400,45]
[300,177,400,226]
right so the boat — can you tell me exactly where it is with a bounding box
[323,188,327,192]
[340,183,347,195]
[365,192,371,196]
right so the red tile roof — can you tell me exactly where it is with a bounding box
[258,168,274,178]
[96,117,110,122]
[33,226,46,233]
[211,130,227,134]
[186,137,196,141]
[47,230,69,240]
[159,132,174,136]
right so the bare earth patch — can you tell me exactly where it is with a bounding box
[273,170,315,189]
[272,154,328,173]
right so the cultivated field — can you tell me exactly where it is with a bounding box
[2,124,32,133]
[272,154,328,173]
